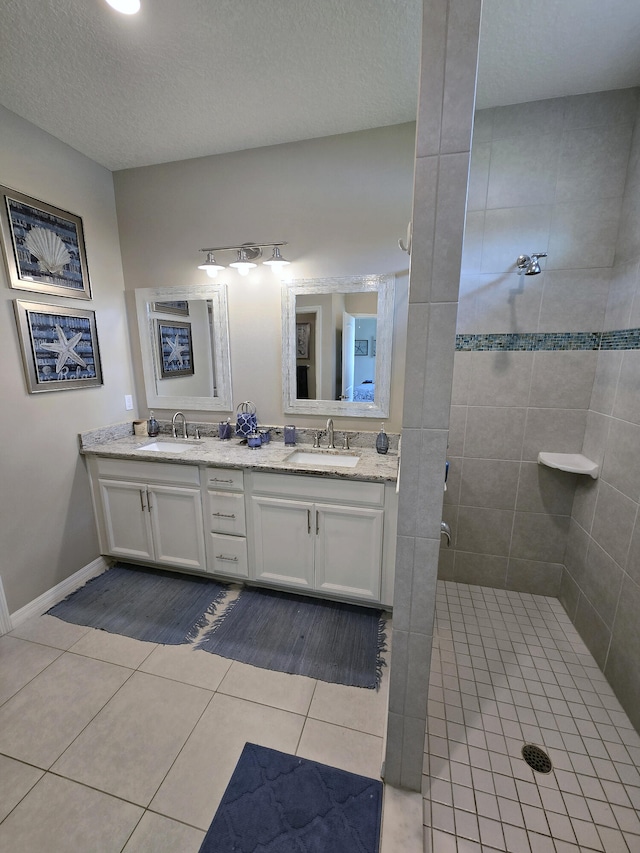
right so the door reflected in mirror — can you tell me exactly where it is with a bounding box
[135,284,233,411]
[294,291,378,402]
[282,275,394,418]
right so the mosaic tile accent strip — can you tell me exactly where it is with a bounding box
[456,329,640,352]
[600,328,640,350]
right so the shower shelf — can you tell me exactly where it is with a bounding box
[537,452,599,479]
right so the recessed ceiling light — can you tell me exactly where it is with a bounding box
[105,0,141,14]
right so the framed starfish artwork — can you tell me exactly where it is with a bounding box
[14,300,103,393]
[156,320,194,378]
[0,185,92,300]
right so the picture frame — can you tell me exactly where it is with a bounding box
[354,339,368,356]
[296,322,311,359]
[152,300,190,316]
[0,186,92,299]
[157,319,194,378]
[14,300,103,393]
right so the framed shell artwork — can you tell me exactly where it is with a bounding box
[14,300,103,393]
[0,185,92,299]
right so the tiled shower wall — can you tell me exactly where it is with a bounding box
[561,92,640,732]
[440,89,639,602]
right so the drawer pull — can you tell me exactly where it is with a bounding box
[216,554,239,562]
[212,511,236,519]
[210,477,234,484]
[307,509,311,534]
[139,489,146,511]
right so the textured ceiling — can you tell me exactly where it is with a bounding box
[0,0,639,171]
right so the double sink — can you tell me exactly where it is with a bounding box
[139,440,360,468]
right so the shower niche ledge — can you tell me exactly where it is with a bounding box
[537,452,599,479]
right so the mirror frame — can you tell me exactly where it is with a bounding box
[135,283,233,411]
[282,274,394,418]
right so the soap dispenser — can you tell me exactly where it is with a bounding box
[148,411,159,437]
[375,423,389,455]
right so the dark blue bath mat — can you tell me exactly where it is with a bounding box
[199,743,382,853]
[47,563,228,644]
[196,587,386,688]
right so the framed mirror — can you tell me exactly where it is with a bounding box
[135,283,232,411]
[282,275,394,418]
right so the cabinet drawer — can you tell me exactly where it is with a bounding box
[95,457,200,486]
[251,472,384,507]
[205,467,244,492]
[207,491,246,535]
[208,533,248,578]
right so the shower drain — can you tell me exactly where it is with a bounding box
[522,744,553,774]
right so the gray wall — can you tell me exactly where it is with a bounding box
[440,89,639,596]
[0,106,135,613]
[561,94,640,732]
[113,124,415,433]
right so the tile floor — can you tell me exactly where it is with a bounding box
[424,581,640,852]
[0,610,395,852]
[4,579,639,853]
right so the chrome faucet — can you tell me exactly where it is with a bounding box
[440,521,451,547]
[326,418,335,449]
[172,411,187,439]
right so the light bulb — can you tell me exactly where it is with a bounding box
[263,246,290,271]
[105,0,141,14]
[230,249,257,275]
[198,252,224,278]
[232,263,255,276]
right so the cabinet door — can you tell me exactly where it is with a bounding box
[314,503,383,601]
[148,485,206,571]
[99,479,154,561]
[251,496,314,589]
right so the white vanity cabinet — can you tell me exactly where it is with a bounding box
[86,450,397,607]
[204,467,249,579]
[89,457,206,571]
[247,472,387,603]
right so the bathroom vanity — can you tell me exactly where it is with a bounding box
[83,434,399,608]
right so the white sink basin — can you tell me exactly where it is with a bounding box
[140,441,194,453]
[286,450,360,468]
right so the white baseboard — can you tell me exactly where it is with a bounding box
[8,556,110,630]
[0,577,11,635]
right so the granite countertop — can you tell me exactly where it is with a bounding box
[81,433,399,483]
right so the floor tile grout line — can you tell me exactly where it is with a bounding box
[0,637,67,710]
[139,681,221,824]
[424,580,640,853]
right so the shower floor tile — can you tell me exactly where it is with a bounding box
[423,581,640,853]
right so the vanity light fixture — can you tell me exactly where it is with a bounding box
[197,252,225,279]
[229,247,259,276]
[263,246,290,270]
[197,242,290,277]
[105,0,141,13]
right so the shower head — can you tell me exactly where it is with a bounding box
[516,253,547,275]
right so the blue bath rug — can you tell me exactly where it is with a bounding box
[196,587,386,688]
[199,743,382,853]
[47,563,228,644]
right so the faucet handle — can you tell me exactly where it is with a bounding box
[313,430,322,448]
[342,433,352,450]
